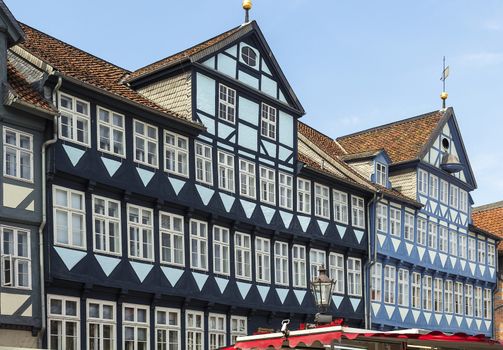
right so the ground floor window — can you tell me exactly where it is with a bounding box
[186,310,204,350]
[123,303,149,350]
[156,307,180,350]
[47,295,80,350]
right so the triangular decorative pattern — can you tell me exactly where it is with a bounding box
[169,178,186,195]
[215,277,229,294]
[240,199,256,219]
[332,295,343,309]
[95,254,120,277]
[354,230,364,243]
[279,211,293,229]
[317,220,329,235]
[161,266,184,287]
[237,282,252,299]
[293,290,306,305]
[196,185,215,206]
[261,206,276,224]
[192,272,209,291]
[136,168,155,187]
[101,157,121,177]
[298,215,311,232]
[63,144,85,166]
[349,298,360,311]
[336,225,347,239]
[257,285,270,302]
[276,288,289,304]
[219,193,235,212]
[54,247,86,270]
[130,261,153,283]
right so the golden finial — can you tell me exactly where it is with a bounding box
[243,0,252,23]
[440,56,450,109]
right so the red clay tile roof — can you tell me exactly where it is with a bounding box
[298,122,347,157]
[336,110,446,164]
[472,202,503,247]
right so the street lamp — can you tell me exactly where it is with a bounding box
[310,265,336,324]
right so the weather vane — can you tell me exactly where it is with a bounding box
[440,56,449,109]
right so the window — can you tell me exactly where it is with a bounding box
[241,46,257,67]
[97,106,125,157]
[213,226,230,276]
[314,183,330,218]
[93,195,121,256]
[417,218,427,246]
[468,237,476,262]
[429,174,439,199]
[190,220,208,271]
[275,241,289,286]
[434,278,443,313]
[292,245,306,288]
[390,207,401,237]
[411,273,421,309]
[239,159,256,199]
[160,212,185,267]
[218,151,235,192]
[404,212,415,241]
[478,240,486,265]
[209,314,226,350]
[440,180,449,204]
[186,310,204,350]
[260,103,276,140]
[156,307,180,350]
[455,282,463,315]
[329,253,344,294]
[1,226,30,289]
[123,304,149,350]
[218,84,236,123]
[259,166,275,205]
[297,178,311,214]
[465,284,473,317]
[376,203,388,233]
[488,243,495,267]
[333,190,348,224]
[3,128,32,181]
[370,263,382,301]
[475,286,482,318]
[255,237,271,283]
[428,222,437,250]
[309,249,326,279]
[449,184,458,209]
[279,173,293,210]
[449,231,458,256]
[384,265,396,304]
[195,142,213,185]
[351,196,365,229]
[375,162,387,186]
[459,235,467,259]
[134,120,158,168]
[53,186,85,249]
[418,169,428,195]
[398,269,409,307]
[347,258,362,296]
[235,232,251,280]
[230,316,247,344]
[48,295,80,350]
[439,226,448,253]
[459,190,468,213]
[445,280,453,313]
[484,289,492,319]
[87,299,116,350]
[127,205,153,261]
[58,93,90,146]
[164,131,189,177]
[422,275,432,311]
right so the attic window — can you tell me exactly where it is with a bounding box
[442,137,450,150]
[376,162,387,186]
[241,46,257,67]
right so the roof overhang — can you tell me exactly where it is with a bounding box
[0,1,24,46]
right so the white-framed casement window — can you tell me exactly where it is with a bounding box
[455,282,463,315]
[445,280,453,313]
[417,218,427,246]
[127,205,153,261]
[333,190,348,224]
[434,278,443,313]
[422,275,432,311]
[429,174,439,199]
[411,273,421,309]
[133,119,158,168]
[297,178,311,215]
[449,230,458,256]
[370,263,382,301]
[427,222,437,250]
[123,304,149,350]
[375,162,387,186]
[440,179,449,204]
[213,226,230,276]
[376,203,388,233]
[351,196,365,229]
[398,269,409,307]
[459,189,468,213]
[160,212,184,267]
[155,307,180,350]
[439,226,448,253]
[309,249,326,279]
[478,240,486,265]
[465,284,473,317]
[53,186,86,250]
[195,142,213,185]
[418,169,428,195]
[1,226,31,289]
[48,295,80,350]
[230,316,248,344]
[389,206,401,237]
[274,241,289,286]
[292,245,306,288]
[384,265,396,304]
[488,243,495,267]
[218,84,236,123]
[459,235,467,259]
[93,195,121,256]
[404,212,415,242]
[186,310,204,350]
[260,103,276,140]
[58,93,90,146]
[239,159,256,199]
[314,183,330,219]
[190,220,208,271]
[235,232,251,280]
[449,184,459,209]
[468,237,476,262]
[329,253,344,294]
[3,127,33,181]
[475,286,483,318]
[164,131,189,177]
[255,237,271,283]
[279,172,293,210]
[218,150,235,192]
[347,258,362,297]
[87,299,116,350]
[259,166,276,205]
[484,288,492,320]
[209,313,226,350]
[97,106,125,157]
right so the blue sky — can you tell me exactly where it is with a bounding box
[6,0,503,206]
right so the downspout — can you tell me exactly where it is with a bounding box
[37,76,61,347]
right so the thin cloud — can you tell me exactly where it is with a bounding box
[459,52,503,66]
[483,19,503,32]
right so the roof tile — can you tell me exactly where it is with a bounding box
[472,202,503,248]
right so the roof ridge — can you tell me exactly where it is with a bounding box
[473,200,503,212]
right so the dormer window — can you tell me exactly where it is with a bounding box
[376,162,387,186]
[241,46,257,67]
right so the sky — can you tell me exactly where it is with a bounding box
[6,0,503,206]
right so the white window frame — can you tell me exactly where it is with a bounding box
[213,226,230,276]
[292,245,306,288]
[1,226,31,289]
[133,119,158,168]
[389,206,401,237]
[195,142,213,185]
[475,286,482,318]
[370,263,382,302]
[404,212,415,242]
[260,103,277,140]
[58,92,90,147]
[384,265,396,304]
[53,186,86,250]
[375,162,387,186]
[428,222,437,250]
[309,249,326,279]
[347,257,362,297]
[418,169,428,195]
[459,235,467,259]
[160,212,185,267]
[478,240,486,265]
[155,307,181,350]
[351,195,365,229]
[376,203,388,233]
[297,178,311,215]
[329,253,345,294]
[449,230,458,256]
[218,84,236,124]
[127,204,154,262]
[417,218,427,246]
[218,150,235,193]
[123,304,149,350]
[434,278,443,313]
[274,241,289,286]
[468,237,476,262]
[235,232,251,280]
[3,127,33,182]
[429,174,439,199]
[484,288,492,320]
[164,131,189,178]
[208,313,226,350]
[190,219,208,271]
[445,280,453,313]
[450,184,459,209]
[239,159,256,199]
[333,190,348,224]
[259,166,276,205]
[439,226,448,253]
[186,310,204,350]
[255,237,271,284]
[92,195,122,256]
[398,269,409,307]
[411,273,421,309]
[279,172,293,210]
[459,189,468,213]
[455,282,463,315]
[488,243,495,267]
[97,106,125,158]
[47,295,80,350]
[422,275,432,311]
[314,183,330,219]
[465,284,473,317]
[87,299,116,350]
[440,179,449,204]
[230,316,248,344]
